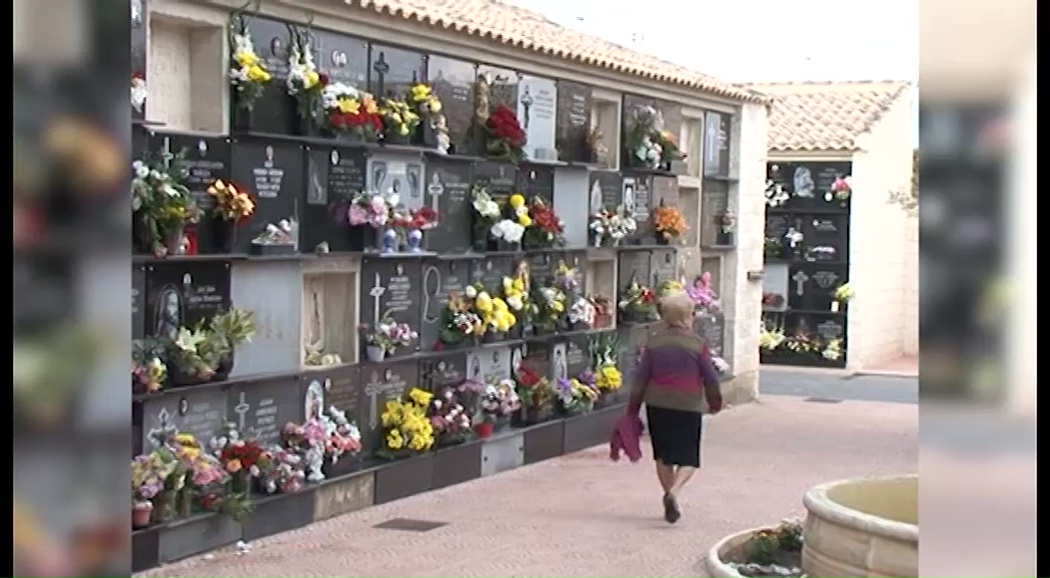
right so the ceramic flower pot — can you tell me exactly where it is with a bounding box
[365,345,386,362]
[474,421,494,439]
[380,228,398,254]
[151,491,176,524]
[132,503,153,529]
[406,229,424,253]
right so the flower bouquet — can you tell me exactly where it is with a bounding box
[323,406,363,465]
[169,433,228,517]
[257,447,306,494]
[521,197,565,249]
[653,205,687,245]
[499,275,529,336]
[206,180,255,252]
[131,450,178,527]
[359,315,418,361]
[343,190,392,251]
[389,205,438,252]
[406,83,446,149]
[427,385,475,447]
[281,419,327,482]
[132,339,167,394]
[594,365,623,398]
[132,156,200,257]
[567,295,596,331]
[828,176,852,204]
[468,283,516,341]
[589,207,636,247]
[478,378,521,435]
[378,388,435,459]
[513,365,555,425]
[625,105,665,170]
[711,355,731,376]
[831,283,853,312]
[471,183,520,251]
[438,292,486,347]
[533,285,567,334]
[555,376,599,416]
[687,272,722,315]
[322,83,383,142]
[489,192,531,250]
[379,97,421,144]
[207,425,266,521]
[484,104,527,162]
[285,25,328,134]
[822,339,843,361]
[657,279,685,298]
[228,14,272,116]
[653,129,686,170]
[618,279,658,323]
[251,218,298,254]
[715,209,736,245]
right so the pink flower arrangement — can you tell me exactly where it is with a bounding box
[282,419,327,450]
[428,385,474,446]
[479,378,521,421]
[259,447,306,494]
[324,407,363,462]
[686,272,721,314]
[346,192,391,228]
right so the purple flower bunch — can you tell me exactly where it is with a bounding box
[577,370,596,390]
[347,192,391,228]
[555,377,574,404]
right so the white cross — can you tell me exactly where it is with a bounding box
[147,406,173,448]
[428,175,444,213]
[369,273,385,326]
[363,371,383,429]
[792,271,809,296]
[233,391,251,431]
[159,136,174,169]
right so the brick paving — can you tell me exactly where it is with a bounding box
[137,396,917,578]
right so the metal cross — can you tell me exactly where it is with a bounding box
[369,272,385,326]
[428,174,444,213]
[372,52,391,96]
[147,406,173,448]
[233,391,251,431]
[791,271,810,296]
[363,371,383,429]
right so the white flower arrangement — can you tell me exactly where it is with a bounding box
[490,219,525,244]
[472,190,501,220]
[286,39,320,96]
[822,339,843,361]
[321,82,359,111]
[568,296,596,326]
[765,179,790,208]
[634,136,663,169]
[131,75,147,113]
[228,19,272,109]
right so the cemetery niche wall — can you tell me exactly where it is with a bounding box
[760,161,851,368]
[130,1,754,571]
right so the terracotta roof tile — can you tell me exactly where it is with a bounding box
[346,0,766,103]
[745,81,909,152]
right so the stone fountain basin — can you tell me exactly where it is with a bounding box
[802,474,918,577]
[703,527,762,578]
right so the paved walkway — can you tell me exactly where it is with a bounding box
[138,396,917,578]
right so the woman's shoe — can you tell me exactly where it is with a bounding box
[662,493,681,524]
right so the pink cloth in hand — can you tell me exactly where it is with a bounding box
[609,413,644,463]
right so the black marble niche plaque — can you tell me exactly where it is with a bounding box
[155,133,231,254]
[426,55,477,154]
[420,352,467,391]
[519,340,550,382]
[657,100,684,147]
[471,255,516,294]
[516,165,555,202]
[229,138,303,253]
[564,335,590,378]
[132,124,153,160]
[228,375,302,447]
[621,173,652,241]
[315,28,369,89]
[235,16,294,134]
[786,264,848,311]
[649,249,677,286]
[302,147,367,252]
[694,312,726,358]
[133,265,146,340]
[359,361,419,453]
[419,259,469,350]
[802,214,849,263]
[702,180,730,247]
[587,171,623,214]
[703,111,731,177]
[303,365,361,422]
[131,0,147,121]
[651,174,679,210]
[477,65,519,111]
[526,252,557,287]
[145,261,230,340]
[368,44,425,98]
[776,162,852,212]
[473,160,517,202]
[555,81,593,163]
[621,94,657,163]
[617,251,652,292]
[359,259,422,353]
[423,160,473,254]
[140,388,227,450]
[466,346,513,384]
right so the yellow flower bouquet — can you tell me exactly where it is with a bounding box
[377,388,435,459]
[228,15,272,112]
[379,97,422,144]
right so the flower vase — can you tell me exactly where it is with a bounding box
[365,345,386,362]
[830,301,840,313]
[215,354,234,382]
[384,132,411,146]
[496,240,520,252]
[523,405,552,425]
[305,446,326,482]
[474,421,494,439]
[337,129,365,145]
[380,228,398,254]
[175,488,194,518]
[230,471,250,495]
[296,113,319,137]
[716,230,735,246]
[232,105,253,132]
[406,229,424,253]
[494,416,511,432]
[592,233,603,248]
[151,491,176,524]
[164,226,186,256]
[212,219,236,253]
[655,234,670,246]
[132,503,153,528]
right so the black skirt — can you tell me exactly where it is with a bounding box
[646,406,704,468]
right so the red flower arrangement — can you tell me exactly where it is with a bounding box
[521,197,565,249]
[390,206,439,230]
[484,105,527,162]
[329,109,383,133]
[218,440,272,475]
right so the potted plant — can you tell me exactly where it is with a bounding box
[206,180,255,252]
[520,196,566,250]
[322,83,382,143]
[653,205,687,245]
[555,376,599,416]
[484,105,527,162]
[478,378,521,436]
[513,366,555,425]
[438,292,486,348]
[345,190,393,251]
[716,209,736,246]
[831,283,853,312]
[704,519,804,578]
[285,24,327,135]
[618,279,658,323]
[131,156,200,257]
[228,13,272,128]
[212,423,272,499]
[359,315,418,361]
[209,307,256,378]
[377,388,436,459]
[379,97,422,145]
[131,451,176,528]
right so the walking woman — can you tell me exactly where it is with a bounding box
[627,290,723,524]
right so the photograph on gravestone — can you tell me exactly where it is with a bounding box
[549,341,569,382]
[315,28,369,89]
[422,159,472,254]
[473,161,517,201]
[621,174,652,239]
[477,65,519,111]
[229,138,303,253]
[368,44,425,99]
[588,171,623,214]
[516,75,558,162]
[419,259,468,350]
[153,133,232,254]
[367,156,425,209]
[228,375,302,448]
[420,353,467,392]
[650,249,677,286]
[145,261,230,340]
[516,165,555,201]
[130,0,147,121]
[617,251,652,293]
[565,335,590,377]
[426,55,476,153]
[302,146,367,252]
[234,16,295,134]
[360,259,423,353]
[359,362,419,452]
[555,81,594,163]
[802,214,849,263]
[510,342,527,375]
[133,265,146,340]
[466,347,512,385]
[141,388,227,450]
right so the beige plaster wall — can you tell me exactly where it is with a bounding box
[902,214,919,356]
[847,95,916,370]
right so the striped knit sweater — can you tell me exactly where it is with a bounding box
[628,327,723,414]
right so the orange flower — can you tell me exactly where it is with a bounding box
[225,459,242,473]
[653,206,687,239]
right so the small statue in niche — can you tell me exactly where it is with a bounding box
[588,126,609,165]
[432,114,451,155]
